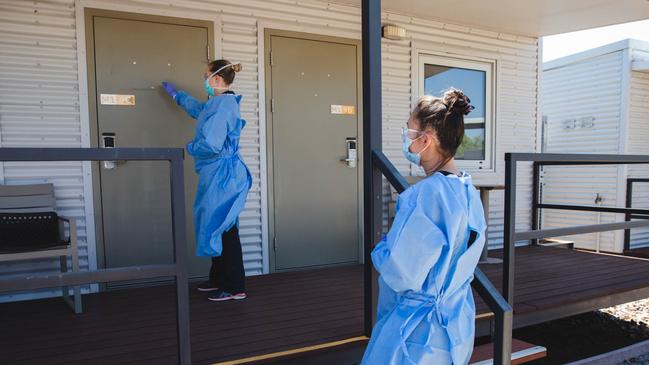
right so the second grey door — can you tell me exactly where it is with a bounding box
[269,34,360,271]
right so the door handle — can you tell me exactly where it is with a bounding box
[341,137,357,168]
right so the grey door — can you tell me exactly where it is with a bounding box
[269,35,360,270]
[92,16,210,278]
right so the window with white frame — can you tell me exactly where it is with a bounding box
[417,53,494,170]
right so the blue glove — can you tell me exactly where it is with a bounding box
[162,81,178,99]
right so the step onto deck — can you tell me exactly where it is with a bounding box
[470,339,547,365]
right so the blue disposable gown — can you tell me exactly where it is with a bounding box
[362,172,486,365]
[175,91,252,257]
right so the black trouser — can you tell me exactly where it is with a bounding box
[209,225,246,293]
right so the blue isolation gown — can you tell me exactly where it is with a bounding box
[175,91,252,257]
[362,171,486,365]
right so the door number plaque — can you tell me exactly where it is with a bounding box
[100,94,136,106]
[331,105,356,115]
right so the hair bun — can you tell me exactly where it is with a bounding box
[231,63,242,73]
[443,88,474,116]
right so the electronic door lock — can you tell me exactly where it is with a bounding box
[341,137,357,168]
[101,132,117,170]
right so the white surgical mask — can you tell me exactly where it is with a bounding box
[401,127,430,166]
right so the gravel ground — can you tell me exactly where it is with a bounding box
[602,299,649,332]
[609,299,649,365]
[619,354,649,365]
[507,299,649,364]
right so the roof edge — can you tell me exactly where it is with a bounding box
[543,39,630,71]
[543,39,649,71]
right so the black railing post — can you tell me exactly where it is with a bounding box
[362,0,383,336]
[170,154,191,365]
[494,309,514,365]
[503,153,516,305]
[532,162,541,246]
[625,179,633,252]
[472,268,513,365]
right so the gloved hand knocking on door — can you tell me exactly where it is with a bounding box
[162,81,178,99]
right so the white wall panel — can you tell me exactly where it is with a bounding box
[627,69,649,249]
[542,51,624,252]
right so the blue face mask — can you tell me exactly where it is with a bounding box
[402,127,428,166]
[204,78,215,97]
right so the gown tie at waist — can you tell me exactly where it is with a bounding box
[398,292,448,364]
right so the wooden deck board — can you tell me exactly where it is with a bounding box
[2,246,649,364]
[480,246,649,311]
[1,265,363,365]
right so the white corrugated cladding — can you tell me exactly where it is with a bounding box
[0,0,94,302]
[381,36,412,230]
[542,51,624,252]
[220,14,264,274]
[0,0,539,301]
[627,47,649,249]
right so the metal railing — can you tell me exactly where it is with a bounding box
[0,148,191,364]
[625,178,649,251]
[373,150,513,365]
[506,153,649,309]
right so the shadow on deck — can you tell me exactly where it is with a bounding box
[2,245,649,364]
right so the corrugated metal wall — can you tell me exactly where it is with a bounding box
[0,0,94,301]
[220,14,264,274]
[627,65,649,249]
[0,0,539,301]
[542,51,624,252]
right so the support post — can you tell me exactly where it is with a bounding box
[532,162,541,245]
[362,0,383,336]
[480,188,491,261]
[170,156,191,365]
[503,154,517,305]
[494,309,513,365]
[625,179,633,252]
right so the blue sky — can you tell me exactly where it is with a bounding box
[543,19,649,62]
[424,67,485,118]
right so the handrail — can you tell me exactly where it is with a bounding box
[372,150,513,364]
[537,203,649,216]
[625,178,649,251]
[518,221,649,241]
[372,150,409,193]
[507,153,649,165]
[509,153,649,308]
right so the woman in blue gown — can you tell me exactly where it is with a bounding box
[162,60,252,302]
[362,89,486,364]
